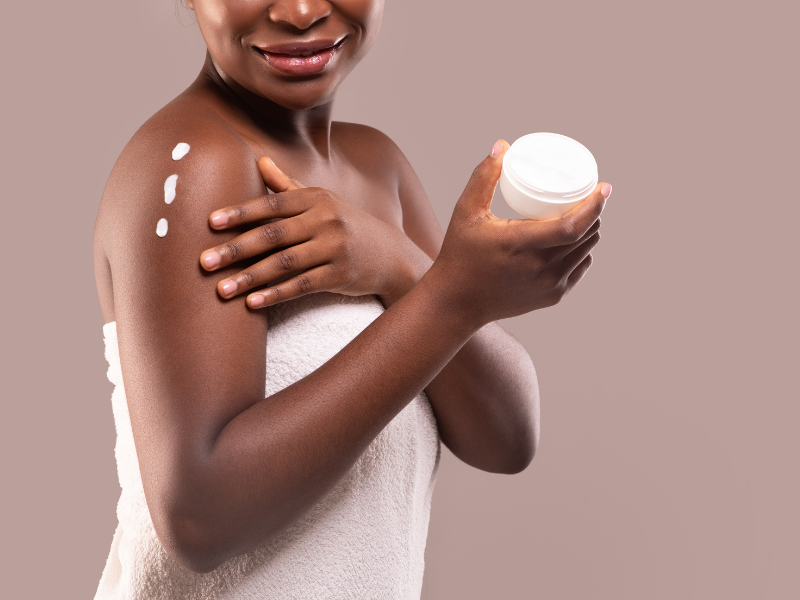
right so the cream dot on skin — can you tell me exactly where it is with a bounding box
[172,142,190,160]
[156,218,168,237]
[164,174,178,204]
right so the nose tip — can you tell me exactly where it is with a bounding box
[269,0,332,30]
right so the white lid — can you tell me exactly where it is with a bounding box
[504,133,598,202]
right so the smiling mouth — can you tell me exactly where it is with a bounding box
[255,38,347,76]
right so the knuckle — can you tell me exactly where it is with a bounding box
[559,217,580,244]
[233,205,248,222]
[341,262,356,283]
[277,251,297,272]
[321,201,340,220]
[261,223,283,244]
[259,194,280,215]
[239,270,255,288]
[335,268,351,289]
[336,238,351,258]
[545,272,562,294]
[266,194,283,213]
[296,274,313,294]
[553,282,568,302]
[529,255,548,276]
[332,212,347,230]
[224,241,241,261]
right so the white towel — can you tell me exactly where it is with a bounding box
[95,292,441,600]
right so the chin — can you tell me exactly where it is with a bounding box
[254,74,344,111]
[268,87,338,111]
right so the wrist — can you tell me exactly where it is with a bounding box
[379,239,433,309]
[412,264,486,336]
[422,257,494,330]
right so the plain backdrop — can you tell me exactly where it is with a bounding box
[2,1,798,598]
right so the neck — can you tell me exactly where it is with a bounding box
[199,52,336,161]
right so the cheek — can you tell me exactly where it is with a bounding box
[193,1,265,55]
[339,0,384,29]
[337,0,384,56]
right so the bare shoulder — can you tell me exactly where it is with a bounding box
[95,97,264,264]
[93,95,268,322]
[332,122,444,258]
[331,121,408,184]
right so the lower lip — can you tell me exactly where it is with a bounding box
[257,45,339,76]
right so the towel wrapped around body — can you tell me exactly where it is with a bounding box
[95,292,441,600]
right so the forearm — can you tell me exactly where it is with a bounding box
[424,322,539,472]
[383,240,540,473]
[178,269,477,571]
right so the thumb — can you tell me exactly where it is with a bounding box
[257,156,304,193]
[456,139,508,218]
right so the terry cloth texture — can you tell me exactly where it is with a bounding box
[95,292,441,600]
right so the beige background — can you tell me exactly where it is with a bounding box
[2,0,798,598]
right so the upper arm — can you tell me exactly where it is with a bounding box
[98,116,269,533]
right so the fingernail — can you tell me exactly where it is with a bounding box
[490,140,503,158]
[221,280,237,297]
[203,251,221,270]
[211,212,228,227]
[601,183,612,199]
[249,294,264,308]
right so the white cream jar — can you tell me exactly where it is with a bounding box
[499,132,598,220]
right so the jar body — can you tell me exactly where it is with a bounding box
[499,133,598,220]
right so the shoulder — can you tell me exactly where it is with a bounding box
[331,122,410,186]
[96,96,265,263]
[332,122,402,155]
[333,122,444,258]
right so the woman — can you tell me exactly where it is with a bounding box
[93,0,610,597]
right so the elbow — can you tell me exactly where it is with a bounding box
[495,435,538,474]
[498,398,540,474]
[493,405,540,474]
[497,363,540,474]
[155,503,225,574]
[467,425,538,475]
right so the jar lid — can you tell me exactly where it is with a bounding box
[504,133,598,203]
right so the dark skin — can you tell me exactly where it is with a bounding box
[94,0,609,574]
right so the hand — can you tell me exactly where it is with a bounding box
[429,140,610,327]
[199,157,420,308]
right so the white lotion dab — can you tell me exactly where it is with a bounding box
[156,218,168,238]
[172,142,190,161]
[164,174,178,204]
[499,133,598,220]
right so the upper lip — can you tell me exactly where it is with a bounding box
[255,37,345,56]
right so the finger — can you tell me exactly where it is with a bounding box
[201,214,313,272]
[208,189,314,230]
[546,217,601,260]
[456,139,509,218]
[257,156,304,193]
[560,230,600,275]
[216,242,325,299]
[520,182,611,249]
[247,264,337,309]
[564,254,594,291]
